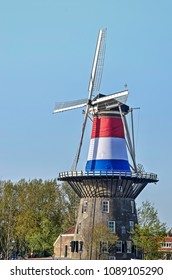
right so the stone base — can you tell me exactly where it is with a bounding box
[71,197,140,260]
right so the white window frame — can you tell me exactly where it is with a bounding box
[109,256,116,260]
[108,221,116,233]
[131,200,135,213]
[129,221,134,232]
[83,201,88,213]
[116,241,122,253]
[101,241,109,253]
[102,200,109,213]
[127,241,132,253]
[161,242,172,248]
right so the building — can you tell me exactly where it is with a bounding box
[160,236,172,259]
[53,226,75,259]
[54,29,158,260]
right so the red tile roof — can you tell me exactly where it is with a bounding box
[63,225,75,235]
[164,236,172,242]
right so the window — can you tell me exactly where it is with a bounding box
[116,241,122,253]
[83,201,88,213]
[131,201,135,213]
[75,241,79,253]
[127,241,132,253]
[121,226,126,234]
[101,241,108,253]
[109,256,116,260]
[102,201,109,213]
[70,241,75,253]
[108,221,116,233]
[129,221,134,232]
[70,241,82,253]
[64,245,68,257]
[161,242,172,248]
[118,186,123,193]
[77,223,81,234]
[79,241,83,252]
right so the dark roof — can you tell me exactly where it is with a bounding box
[92,93,105,100]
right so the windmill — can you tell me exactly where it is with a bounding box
[53,29,158,260]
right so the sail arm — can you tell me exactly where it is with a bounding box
[91,90,128,105]
[53,98,87,113]
[72,29,107,171]
[118,105,137,172]
[88,29,106,94]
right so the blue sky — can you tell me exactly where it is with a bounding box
[0,0,172,228]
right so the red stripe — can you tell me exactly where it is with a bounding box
[91,116,124,138]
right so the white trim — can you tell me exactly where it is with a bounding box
[102,200,109,213]
[108,221,116,233]
[53,234,74,246]
[116,241,122,253]
[161,242,172,248]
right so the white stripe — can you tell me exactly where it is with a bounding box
[87,137,129,161]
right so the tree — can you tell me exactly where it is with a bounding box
[137,201,166,230]
[15,179,63,257]
[59,182,80,231]
[0,179,80,259]
[131,201,167,259]
[82,223,118,260]
[93,223,118,259]
[0,181,17,259]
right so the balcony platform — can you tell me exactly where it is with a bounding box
[58,171,158,198]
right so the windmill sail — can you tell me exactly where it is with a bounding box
[53,98,87,113]
[72,29,107,171]
[91,90,128,105]
[88,29,106,92]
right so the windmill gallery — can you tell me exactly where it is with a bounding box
[53,29,158,260]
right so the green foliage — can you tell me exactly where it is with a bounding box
[137,201,167,231]
[82,223,118,260]
[92,223,118,247]
[132,224,165,260]
[131,201,167,260]
[0,179,78,259]
[0,181,17,259]
[59,182,79,231]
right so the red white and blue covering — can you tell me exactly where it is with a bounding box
[85,116,131,173]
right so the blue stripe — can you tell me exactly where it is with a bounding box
[85,159,131,173]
